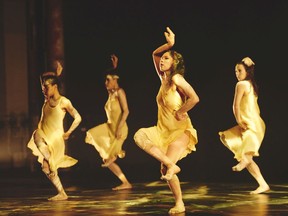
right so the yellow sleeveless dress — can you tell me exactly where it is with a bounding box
[219,83,266,161]
[85,90,128,160]
[27,96,78,171]
[134,84,198,160]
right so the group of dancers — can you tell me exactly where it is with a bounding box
[27,27,269,214]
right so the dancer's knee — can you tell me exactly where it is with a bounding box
[42,165,51,176]
[42,158,57,176]
[33,131,46,148]
[244,152,254,164]
[42,167,56,178]
[134,129,153,150]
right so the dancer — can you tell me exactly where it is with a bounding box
[85,54,132,191]
[27,62,82,201]
[134,27,199,214]
[219,57,270,194]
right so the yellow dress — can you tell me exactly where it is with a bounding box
[219,83,266,161]
[27,96,78,170]
[134,84,198,160]
[85,90,128,160]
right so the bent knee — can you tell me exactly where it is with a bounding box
[134,129,145,147]
[134,129,151,150]
[33,131,40,142]
[42,166,50,175]
[244,152,254,163]
[33,130,46,147]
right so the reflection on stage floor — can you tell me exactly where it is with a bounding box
[0,175,287,216]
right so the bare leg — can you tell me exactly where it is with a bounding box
[164,133,189,214]
[232,156,249,172]
[34,131,51,160]
[42,160,68,201]
[134,129,180,181]
[34,130,55,172]
[101,156,117,167]
[148,145,181,181]
[107,162,132,190]
[47,173,68,201]
[34,130,67,200]
[246,160,270,194]
[167,177,185,214]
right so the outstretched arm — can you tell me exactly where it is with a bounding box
[115,88,129,139]
[61,98,82,140]
[173,74,199,121]
[152,27,175,79]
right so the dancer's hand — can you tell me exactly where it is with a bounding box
[174,110,188,121]
[63,132,71,140]
[115,128,122,139]
[56,61,63,76]
[238,121,247,130]
[164,27,175,47]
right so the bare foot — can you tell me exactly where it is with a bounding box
[168,204,185,214]
[101,156,116,167]
[112,183,132,191]
[250,185,270,194]
[48,192,68,201]
[161,164,181,181]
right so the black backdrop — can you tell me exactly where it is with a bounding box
[57,0,288,184]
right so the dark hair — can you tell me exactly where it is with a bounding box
[166,50,185,85]
[237,60,259,96]
[41,75,61,88]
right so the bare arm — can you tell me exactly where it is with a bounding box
[152,27,175,79]
[37,103,46,129]
[115,88,129,139]
[61,97,82,140]
[173,74,199,121]
[55,60,63,76]
[233,81,247,129]
[41,61,63,78]
[40,61,63,87]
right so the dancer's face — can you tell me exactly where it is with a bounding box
[235,64,247,81]
[42,83,56,98]
[105,75,117,91]
[159,52,173,72]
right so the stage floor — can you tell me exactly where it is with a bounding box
[0,175,287,216]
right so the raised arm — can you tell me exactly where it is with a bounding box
[40,60,63,86]
[61,97,82,140]
[152,27,175,79]
[55,60,63,76]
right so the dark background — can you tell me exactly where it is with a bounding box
[39,0,287,185]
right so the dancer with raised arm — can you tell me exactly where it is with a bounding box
[85,54,132,191]
[134,27,199,214]
[27,62,82,200]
